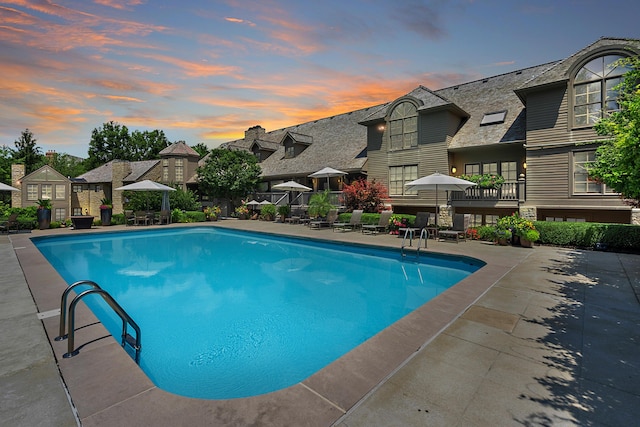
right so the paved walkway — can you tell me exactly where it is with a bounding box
[1,221,639,426]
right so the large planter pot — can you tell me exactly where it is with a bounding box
[37,208,51,230]
[100,208,112,226]
[520,238,533,248]
[496,238,509,246]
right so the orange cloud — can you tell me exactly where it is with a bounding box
[225,17,256,27]
[137,53,242,78]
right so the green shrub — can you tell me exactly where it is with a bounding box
[534,221,640,251]
[476,225,496,241]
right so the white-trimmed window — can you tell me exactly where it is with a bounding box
[41,184,52,200]
[54,208,65,221]
[27,184,38,201]
[175,158,184,182]
[573,54,631,127]
[55,184,65,199]
[72,185,83,193]
[572,150,615,194]
[389,102,418,150]
[389,165,418,196]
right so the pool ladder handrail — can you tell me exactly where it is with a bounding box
[55,280,141,364]
[401,227,428,260]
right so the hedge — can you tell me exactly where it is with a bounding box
[534,221,640,251]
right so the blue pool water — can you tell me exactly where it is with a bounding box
[34,227,483,399]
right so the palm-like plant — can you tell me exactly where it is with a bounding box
[308,190,334,218]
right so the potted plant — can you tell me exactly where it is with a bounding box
[204,205,221,221]
[235,203,249,219]
[260,203,276,221]
[277,205,290,222]
[36,199,52,230]
[308,190,334,219]
[100,197,113,226]
[494,228,512,245]
[520,228,540,248]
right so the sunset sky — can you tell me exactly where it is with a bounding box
[1,0,639,158]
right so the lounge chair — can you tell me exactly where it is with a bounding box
[125,210,135,226]
[309,209,338,229]
[0,213,20,234]
[332,210,363,232]
[402,212,431,240]
[362,210,393,235]
[438,214,471,243]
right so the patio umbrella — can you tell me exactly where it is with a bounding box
[0,182,20,192]
[246,199,260,212]
[308,167,347,191]
[116,180,176,211]
[272,181,312,209]
[272,181,312,192]
[404,172,476,227]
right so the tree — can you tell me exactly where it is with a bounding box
[590,56,640,206]
[87,121,130,169]
[13,129,44,174]
[129,129,171,160]
[86,122,170,169]
[340,178,389,213]
[47,152,89,178]
[191,143,210,158]
[196,148,261,204]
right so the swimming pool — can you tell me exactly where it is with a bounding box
[34,227,483,399]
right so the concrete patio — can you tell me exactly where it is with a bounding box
[1,220,639,426]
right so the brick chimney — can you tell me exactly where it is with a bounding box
[244,125,265,142]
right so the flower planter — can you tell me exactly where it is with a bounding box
[100,208,112,226]
[520,238,533,248]
[37,208,51,230]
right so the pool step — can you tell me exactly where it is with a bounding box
[55,280,141,364]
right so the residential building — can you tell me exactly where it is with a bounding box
[227,37,640,225]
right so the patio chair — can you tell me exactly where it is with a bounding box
[332,210,363,232]
[124,210,135,226]
[0,213,20,234]
[134,211,150,226]
[362,210,393,235]
[402,212,431,241]
[309,209,338,229]
[438,214,471,243]
[157,210,171,225]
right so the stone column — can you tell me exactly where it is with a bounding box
[11,164,25,208]
[111,161,131,215]
[631,208,640,225]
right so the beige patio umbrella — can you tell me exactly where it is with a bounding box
[0,182,20,192]
[308,167,347,191]
[115,180,176,211]
[405,172,476,227]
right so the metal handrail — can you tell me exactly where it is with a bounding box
[400,227,413,257]
[59,287,141,364]
[416,228,429,260]
[55,280,101,341]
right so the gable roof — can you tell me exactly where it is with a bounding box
[224,105,384,179]
[160,140,200,157]
[21,164,69,182]
[76,159,159,183]
[516,37,640,96]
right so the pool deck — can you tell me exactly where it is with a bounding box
[1,219,639,426]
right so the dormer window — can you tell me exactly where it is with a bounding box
[389,101,418,150]
[573,54,631,127]
[285,145,295,158]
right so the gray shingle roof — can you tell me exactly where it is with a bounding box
[160,141,200,157]
[224,105,384,179]
[517,37,640,93]
[76,159,159,183]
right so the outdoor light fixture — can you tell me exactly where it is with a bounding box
[377,124,385,131]
[451,167,457,174]
[523,162,527,169]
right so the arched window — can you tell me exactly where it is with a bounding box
[573,54,631,127]
[389,101,418,150]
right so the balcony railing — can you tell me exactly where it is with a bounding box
[254,191,344,206]
[450,181,521,202]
